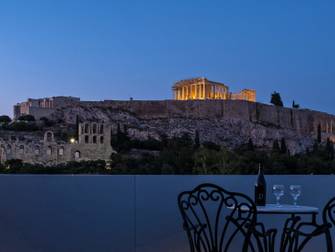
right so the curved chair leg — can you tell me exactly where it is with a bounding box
[280,216,301,252]
[325,230,333,252]
[252,222,277,252]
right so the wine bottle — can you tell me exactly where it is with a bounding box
[255,164,266,206]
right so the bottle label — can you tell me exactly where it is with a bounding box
[255,186,266,206]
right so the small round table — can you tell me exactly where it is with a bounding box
[256,204,320,251]
[257,204,319,217]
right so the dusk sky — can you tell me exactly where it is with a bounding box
[0,0,334,116]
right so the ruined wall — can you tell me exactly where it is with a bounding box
[28,107,55,120]
[14,96,81,119]
[0,122,114,165]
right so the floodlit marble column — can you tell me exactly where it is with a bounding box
[202,83,205,99]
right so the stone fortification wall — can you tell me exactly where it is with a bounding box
[76,100,335,134]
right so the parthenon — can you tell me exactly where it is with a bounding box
[172,78,256,102]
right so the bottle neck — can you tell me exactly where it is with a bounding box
[256,166,266,184]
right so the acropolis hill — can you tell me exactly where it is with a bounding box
[2,78,335,165]
[13,97,335,152]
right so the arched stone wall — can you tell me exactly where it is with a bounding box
[44,131,55,143]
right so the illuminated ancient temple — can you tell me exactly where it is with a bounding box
[172,78,256,102]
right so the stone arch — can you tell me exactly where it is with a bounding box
[84,124,89,134]
[46,146,52,155]
[6,145,11,154]
[92,124,97,134]
[34,145,40,155]
[81,125,85,134]
[19,145,25,154]
[99,125,104,134]
[44,131,55,143]
[74,151,81,160]
[58,147,64,156]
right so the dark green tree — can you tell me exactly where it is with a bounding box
[270,92,284,107]
[247,138,254,151]
[40,117,55,127]
[194,130,200,149]
[292,101,300,109]
[313,141,319,153]
[5,159,23,169]
[317,124,322,143]
[0,115,11,124]
[273,139,280,152]
[17,114,35,122]
[113,123,131,152]
[326,138,334,160]
[280,138,288,154]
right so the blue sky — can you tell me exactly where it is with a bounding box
[0,0,334,116]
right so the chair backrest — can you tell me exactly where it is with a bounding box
[320,197,335,252]
[178,183,257,252]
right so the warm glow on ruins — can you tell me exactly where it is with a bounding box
[172,78,256,102]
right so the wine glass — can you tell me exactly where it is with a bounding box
[289,185,302,206]
[272,185,285,207]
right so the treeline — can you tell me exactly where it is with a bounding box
[0,159,110,174]
[0,115,56,132]
[110,127,335,175]
[1,123,335,175]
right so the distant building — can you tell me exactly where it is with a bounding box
[0,122,115,165]
[172,78,256,102]
[14,96,80,120]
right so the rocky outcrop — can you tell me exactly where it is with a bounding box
[48,100,335,154]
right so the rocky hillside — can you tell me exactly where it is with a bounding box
[47,100,335,154]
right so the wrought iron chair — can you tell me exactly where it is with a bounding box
[281,197,335,252]
[178,183,277,252]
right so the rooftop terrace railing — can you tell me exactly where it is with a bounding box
[0,175,333,251]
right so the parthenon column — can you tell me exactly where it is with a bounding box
[203,83,205,99]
